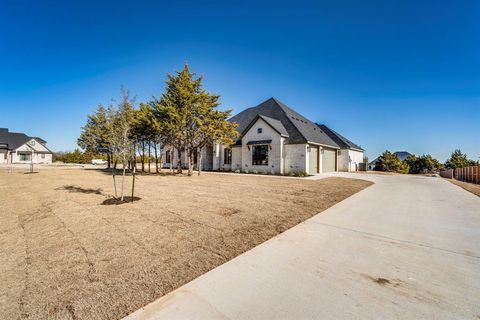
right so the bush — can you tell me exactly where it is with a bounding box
[374,151,409,174]
[405,154,443,174]
[54,149,106,164]
[445,149,478,169]
[286,171,308,177]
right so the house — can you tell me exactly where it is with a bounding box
[0,128,53,164]
[161,98,365,175]
[316,124,365,172]
[368,151,412,170]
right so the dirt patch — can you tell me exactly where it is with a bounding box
[372,277,390,285]
[101,196,142,205]
[361,274,401,287]
[0,169,371,320]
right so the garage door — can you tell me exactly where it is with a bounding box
[308,145,318,174]
[322,149,336,172]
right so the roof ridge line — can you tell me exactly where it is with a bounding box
[270,98,308,143]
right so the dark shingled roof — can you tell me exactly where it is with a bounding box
[0,128,50,151]
[241,114,289,137]
[229,98,339,148]
[316,124,364,151]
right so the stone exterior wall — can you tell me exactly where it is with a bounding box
[284,144,307,174]
[241,118,283,174]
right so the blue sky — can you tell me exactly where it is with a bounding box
[1,0,479,162]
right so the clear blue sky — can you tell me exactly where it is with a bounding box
[1,0,479,162]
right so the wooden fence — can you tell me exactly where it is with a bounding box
[440,166,480,184]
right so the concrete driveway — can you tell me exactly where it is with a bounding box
[124,173,480,320]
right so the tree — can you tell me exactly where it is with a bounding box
[109,89,136,201]
[192,106,238,175]
[78,105,113,168]
[405,154,443,174]
[131,103,160,172]
[404,154,420,174]
[374,150,409,173]
[445,149,477,169]
[154,65,238,175]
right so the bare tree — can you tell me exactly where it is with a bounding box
[109,89,135,201]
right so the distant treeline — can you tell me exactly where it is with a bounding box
[374,149,479,174]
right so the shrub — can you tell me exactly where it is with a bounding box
[374,151,410,174]
[445,149,478,169]
[405,154,443,174]
[252,170,258,174]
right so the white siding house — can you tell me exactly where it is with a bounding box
[0,128,53,164]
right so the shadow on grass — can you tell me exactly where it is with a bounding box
[57,185,104,195]
[23,172,39,174]
[85,168,193,177]
[101,196,141,205]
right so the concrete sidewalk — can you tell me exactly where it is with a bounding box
[124,173,480,320]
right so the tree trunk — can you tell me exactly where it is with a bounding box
[141,141,145,172]
[187,148,193,176]
[120,165,126,201]
[154,143,159,173]
[176,148,182,174]
[131,163,136,202]
[107,153,111,169]
[148,141,151,173]
[159,154,163,173]
[198,148,202,176]
[111,156,118,199]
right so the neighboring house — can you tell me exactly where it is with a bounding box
[368,151,412,170]
[0,128,53,164]
[162,97,365,175]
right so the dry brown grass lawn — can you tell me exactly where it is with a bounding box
[0,168,372,320]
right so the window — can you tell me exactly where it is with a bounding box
[165,151,171,163]
[41,154,45,159]
[252,145,268,165]
[19,154,31,161]
[257,128,262,134]
[224,148,232,164]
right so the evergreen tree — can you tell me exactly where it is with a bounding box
[445,149,475,169]
[374,150,409,173]
[405,154,443,174]
[78,105,112,167]
[404,154,419,173]
[154,65,238,175]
